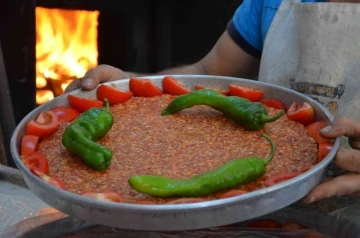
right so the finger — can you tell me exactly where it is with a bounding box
[320,116,360,141]
[334,147,360,173]
[64,78,83,93]
[81,65,128,91]
[303,173,360,203]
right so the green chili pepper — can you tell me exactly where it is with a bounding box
[161,89,284,131]
[62,99,114,171]
[128,133,275,197]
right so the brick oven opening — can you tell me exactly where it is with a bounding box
[36,7,99,104]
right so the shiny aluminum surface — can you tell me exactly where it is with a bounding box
[10,75,341,231]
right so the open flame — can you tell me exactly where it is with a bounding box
[35,7,99,104]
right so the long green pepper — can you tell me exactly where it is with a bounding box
[128,133,276,197]
[161,89,285,131]
[62,99,114,171]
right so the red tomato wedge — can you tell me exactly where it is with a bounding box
[68,94,103,113]
[21,135,39,155]
[129,78,163,97]
[162,76,190,95]
[264,172,301,187]
[33,169,66,190]
[96,84,133,105]
[260,98,286,110]
[287,102,315,126]
[318,142,334,162]
[22,151,50,175]
[50,106,79,122]
[306,121,331,143]
[247,219,282,229]
[26,111,59,138]
[82,192,123,202]
[194,85,229,95]
[282,221,306,230]
[228,84,264,102]
[218,189,248,198]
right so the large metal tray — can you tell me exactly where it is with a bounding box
[10,75,341,231]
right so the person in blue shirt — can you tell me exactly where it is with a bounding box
[65,0,360,205]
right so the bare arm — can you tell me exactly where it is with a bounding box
[127,31,260,79]
[65,31,260,92]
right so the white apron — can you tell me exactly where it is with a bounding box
[258,0,360,211]
[259,0,360,119]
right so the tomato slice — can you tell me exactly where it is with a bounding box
[282,221,306,230]
[129,78,163,97]
[96,84,133,105]
[247,219,282,229]
[218,189,248,198]
[194,85,229,96]
[306,121,331,143]
[260,98,286,110]
[26,111,59,138]
[33,169,66,190]
[162,76,190,95]
[22,151,50,175]
[287,102,315,126]
[264,172,301,187]
[228,84,264,102]
[68,94,103,113]
[318,141,334,162]
[50,106,79,122]
[82,192,123,202]
[21,135,39,155]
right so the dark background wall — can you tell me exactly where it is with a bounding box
[0,0,243,166]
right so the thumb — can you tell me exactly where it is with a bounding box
[320,116,360,141]
[81,65,129,90]
[64,65,128,93]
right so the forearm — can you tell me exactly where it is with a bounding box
[125,63,206,78]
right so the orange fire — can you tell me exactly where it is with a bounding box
[35,7,99,104]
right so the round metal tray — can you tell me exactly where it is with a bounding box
[10,75,341,231]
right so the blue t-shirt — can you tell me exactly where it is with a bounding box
[227,0,325,58]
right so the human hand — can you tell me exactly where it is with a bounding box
[64,64,129,93]
[303,116,360,203]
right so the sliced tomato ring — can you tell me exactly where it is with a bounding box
[82,192,123,202]
[260,98,286,110]
[306,121,331,143]
[218,189,248,199]
[264,172,302,187]
[22,151,50,175]
[287,102,315,126]
[21,135,39,155]
[318,141,334,162]
[228,84,264,102]
[129,78,163,97]
[50,106,80,122]
[33,169,66,190]
[26,111,59,138]
[162,76,190,95]
[166,198,207,204]
[96,84,133,105]
[194,85,229,95]
[68,94,103,113]
[247,219,282,229]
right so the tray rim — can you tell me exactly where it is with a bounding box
[9,74,341,230]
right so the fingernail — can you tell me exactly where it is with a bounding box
[320,125,332,133]
[303,196,316,204]
[82,78,93,87]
